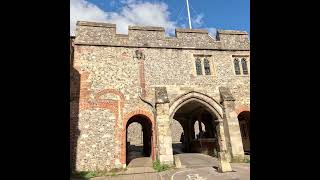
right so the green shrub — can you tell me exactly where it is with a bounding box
[152,160,171,172]
[231,156,250,163]
[71,171,99,179]
[71,169,118,179]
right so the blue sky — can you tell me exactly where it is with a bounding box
[70,0,249,36]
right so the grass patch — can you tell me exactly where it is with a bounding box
[71,169,119,179]
[152,160,172,172]
[231,156,250,163]
[72,171,101,179]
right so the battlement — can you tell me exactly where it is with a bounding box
[217,30,248,35]
[74,21,249,51]
[129,26,165,31]
[77,21,116,28]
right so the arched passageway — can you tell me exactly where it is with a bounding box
[171,119,184,154]
[125,115,153,165]
[171,99,220,157]
[238,111,250,154]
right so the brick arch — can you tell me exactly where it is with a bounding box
[121,109,156,165]
[169,91,224,120]
[235,105,250,115]
[94,89,125,103]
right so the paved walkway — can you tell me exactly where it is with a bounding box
[127,157,152,168]
[90,172,160,180]
[123,157,155,175]
[159,163,250,180]
[72,154,250,180]
[158,153,249,180]
[175,153,218,168]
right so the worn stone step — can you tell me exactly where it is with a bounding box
[121,167,156,175]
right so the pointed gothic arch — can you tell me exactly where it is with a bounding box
[169,91,223,120]
[168,91,225,157]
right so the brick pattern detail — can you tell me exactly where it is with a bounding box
[78,72,92,101]
[76,71,126,168]
[138,51,146,98]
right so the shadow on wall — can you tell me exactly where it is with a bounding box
[70,37,80,173]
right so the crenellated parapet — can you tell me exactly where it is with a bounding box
[74,21,249,51]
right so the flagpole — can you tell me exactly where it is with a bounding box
[186,0,192,29]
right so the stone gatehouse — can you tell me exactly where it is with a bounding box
[70,21,250,172]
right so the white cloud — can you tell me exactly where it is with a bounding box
[70,0,177,35]
[70,0,218,39]
[192,14,204,28]
[120,0,138,4]
[70,0,108,36]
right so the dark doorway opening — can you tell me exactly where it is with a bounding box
[238,111,250,154]
[126,115,153,165]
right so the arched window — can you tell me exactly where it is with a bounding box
[195,58,202,75]
[194,121,206,139]
[241,58,248,75]
[204,58,211,75]
[234,58,241,75]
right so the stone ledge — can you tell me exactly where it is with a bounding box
[176,28,208,34]
[77,21,116,28]
[74,42,250,51]
[129,26,165,31]
[116,34,129,38]
[217,30,248,35]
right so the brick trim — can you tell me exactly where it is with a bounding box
[75,73,126,168]
[235,106,250,115]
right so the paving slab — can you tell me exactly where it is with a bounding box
[162,166,250,180]
[175,153,218,168]
[127,157,152,168]
[122,157,155,175]
[71,167,159,180]
[159,153,249,180]
[121,167,155,174]
[73,155,249,180]
[88,172,161,180]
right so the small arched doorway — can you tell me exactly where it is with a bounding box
[125,114,153,165]
[171,99,221,157]
[238,111,250,154]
